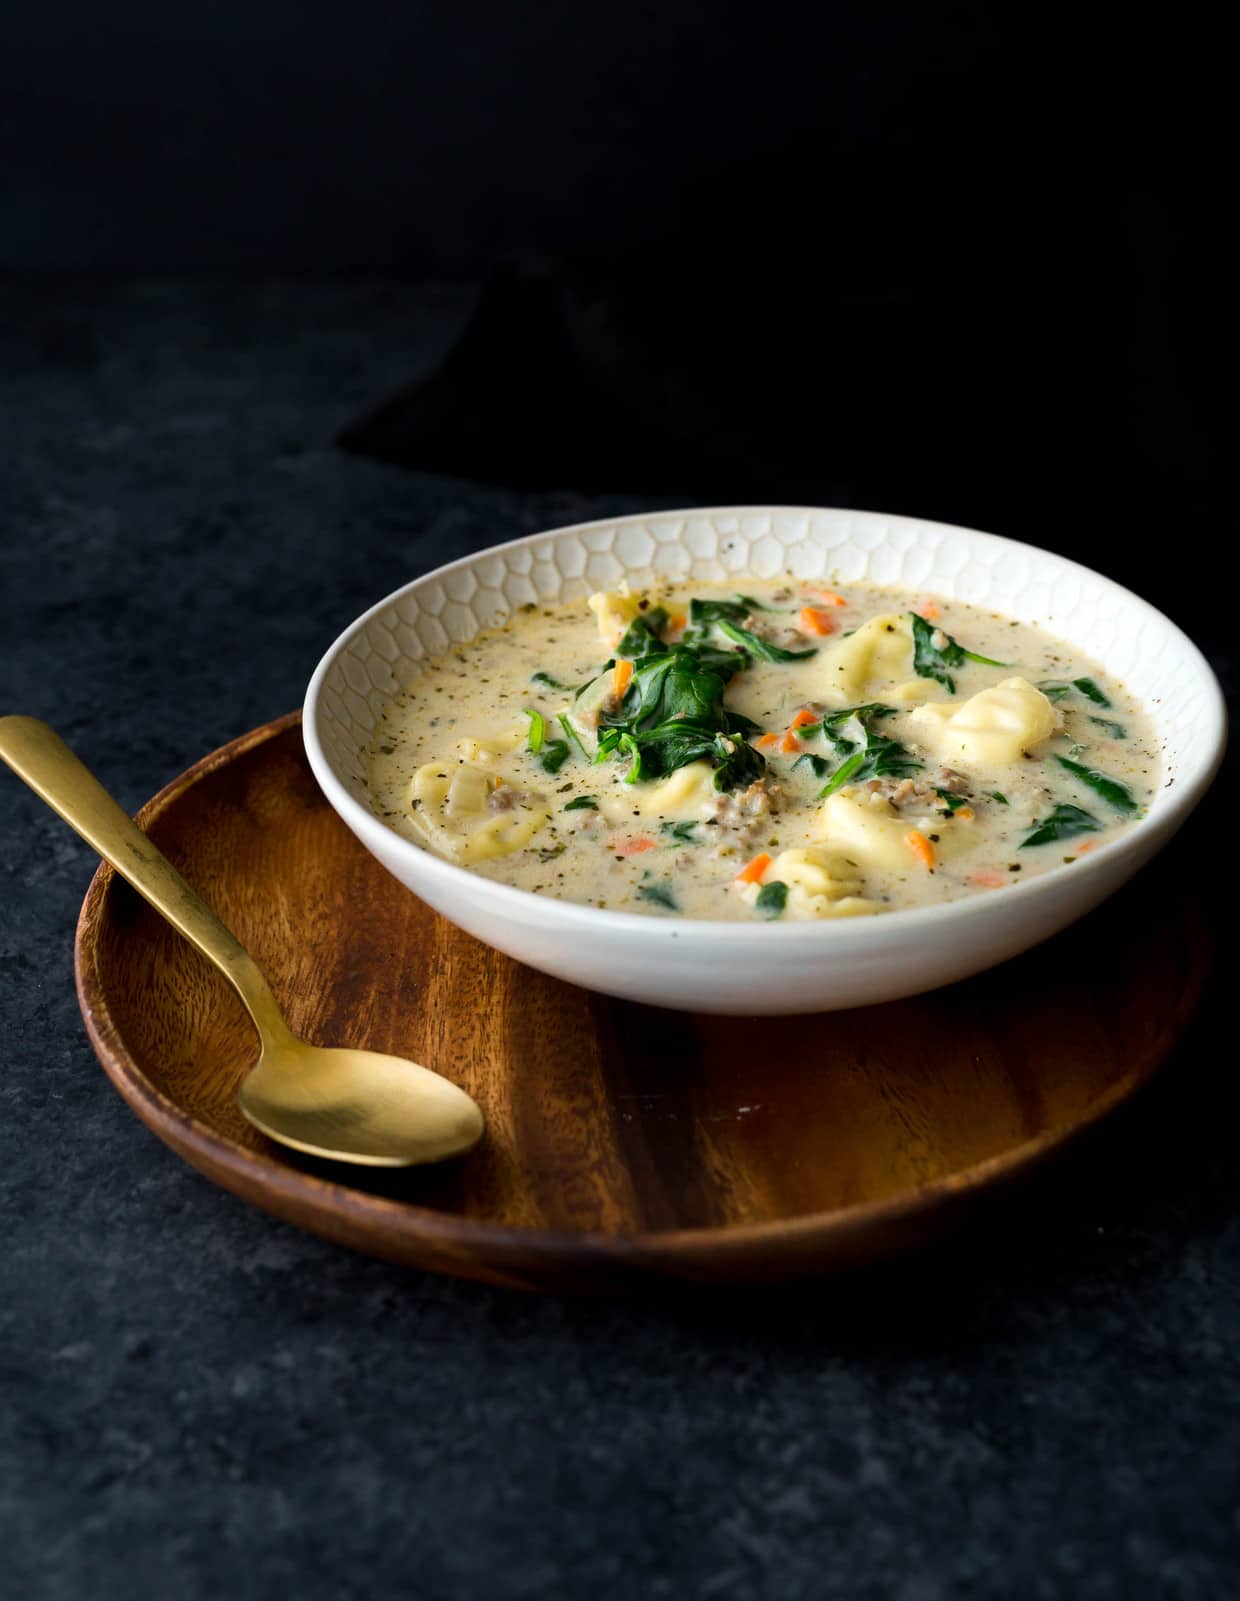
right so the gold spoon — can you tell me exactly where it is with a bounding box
[0,715,484,1167]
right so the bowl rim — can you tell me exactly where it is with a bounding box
[303,504,1228,945]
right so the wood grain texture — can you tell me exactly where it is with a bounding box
[74,714,1209,1292]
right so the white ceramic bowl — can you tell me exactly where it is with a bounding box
[304,506,1225,1014]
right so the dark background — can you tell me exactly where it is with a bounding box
[5,1,1175,275]
[2,7,1236,1599]
[2,3,1230,595]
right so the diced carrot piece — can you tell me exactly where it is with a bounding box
[609,835,656,856]
[956,807,975,822]
[970,869,1007,888]
[904,830,935,869]
[813,589,848,606]
[612,658,634,697]
[735,852,772,885]
[779,706,818,752]
[667,611,687,631]
[917,600,941,621]
[756,731,779,748]
[1076,840,1098,855]
[798,606,836,636]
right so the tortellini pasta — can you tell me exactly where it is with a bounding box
[817,613,913,699]
[587,589,641,649]
[815,791,922,874]
[737,847,881,920]
[453,731,523,765]
[886,678,941,707]
[443,764,492,818]
[602,760,715,824]
[409,761,549,863]
[815,791,975,874]
[908,676,1059,766]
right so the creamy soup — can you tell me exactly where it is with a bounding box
[369,580,1159,920]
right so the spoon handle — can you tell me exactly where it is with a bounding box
[0,716,292,1046]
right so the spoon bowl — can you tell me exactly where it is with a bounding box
[238,1043,484,1166]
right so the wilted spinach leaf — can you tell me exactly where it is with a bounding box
[910,613,1006,694]
[754,880,788,917]
[710,732,767,792]
[616,607,670,659]
[608,647,727,730]
[539,739,571,775]
[1037,677,1113,710]
[1021,803,1101,847]
[558,712,591,757]
[819,725,921,799]
[637,877,680,911]
[592,635,766,792]
[820,702,898,753]
[531,670,585,693]
[1055,756,1137,813]
[688,596,752,628]
[522,707,545,753]
[716,619,817,663]
[1073,677,1111,707]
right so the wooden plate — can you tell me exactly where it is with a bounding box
[75,713,1208,1292]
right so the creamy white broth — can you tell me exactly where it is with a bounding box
[368,579,1159,920]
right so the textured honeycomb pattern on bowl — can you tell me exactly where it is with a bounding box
[312,507,1212,814]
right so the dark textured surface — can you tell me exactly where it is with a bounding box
[2,280,1237,1601]
[2,3,1172,276]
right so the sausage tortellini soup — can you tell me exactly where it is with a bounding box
[369,580,1159,920]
